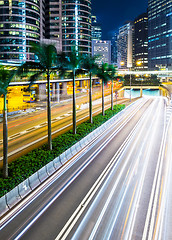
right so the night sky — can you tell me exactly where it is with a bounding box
[92,0,148,39]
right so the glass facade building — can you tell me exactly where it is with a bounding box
[117,22,134,69]
[91,15,102,40]
[0,0,42,65]
[45,0,62,48]
[148,0,172,70]
[62,0,92,54]
[134,13,148,70]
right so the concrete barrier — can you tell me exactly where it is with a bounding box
[75,142,82,152]
[84,136,90,145]
[79,138,87,148]
[18,179,32,198]
[53,156,62,170]
[92,130,98,138]
[59,152,68,165]
[65,148,73,161]
[87,133,93,142]
[46,161,56,175]
[70,145,77,156]
[6,186,21,209]
[28,172,41,190]
[0,196,9,217]
[38,166,49,182]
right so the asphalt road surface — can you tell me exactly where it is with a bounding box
[0,96,171,240]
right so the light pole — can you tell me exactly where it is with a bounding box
[136,61,142,97]
[129,67,132,101]
[120,60,132,101]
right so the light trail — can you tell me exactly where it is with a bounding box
[0,98,147,238]
[55,99,158,240]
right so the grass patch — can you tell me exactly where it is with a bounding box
[0,104,125,197]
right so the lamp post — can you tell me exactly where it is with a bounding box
[120,60,132,101]
[136,60,142,97]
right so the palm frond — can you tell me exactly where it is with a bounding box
[17,61,44,76]
[0,66,16,94]
[28,71,45,89]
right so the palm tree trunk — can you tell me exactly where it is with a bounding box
[47,71,52,150]
[111,80,113,110]
[3,94,8,178]
[102,80,105,116]
[73,69,76,134]
[89,72,93,123]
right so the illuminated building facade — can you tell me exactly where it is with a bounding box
[117,22,134,69]
[0,0,43,65]
[134,12,148,70]
[62,0,92,54]
[148,0,172,70]
[111,32,118,66]
[92,40,111,64]
[44,0,62,51]
[91,16,102,40]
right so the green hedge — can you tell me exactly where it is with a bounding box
[0,104,125,197]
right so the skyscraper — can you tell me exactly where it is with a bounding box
[0,0,42,65]
[91,16,102,40]
[62,0,92,54]
[111,32,118,66]
[117,22,134,69]
[44,0,62,50]
[148,0,172,70]
[134,13,148,70]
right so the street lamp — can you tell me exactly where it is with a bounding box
[136,60,143,97]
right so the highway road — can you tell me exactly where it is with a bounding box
[0,97,171,240]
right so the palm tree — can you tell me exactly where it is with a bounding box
[107,65,116,110]
[81,55,98,123]
[60,48,82,134]
[18,43,59,150]
[0,66,15,178]
[97,63,110,116]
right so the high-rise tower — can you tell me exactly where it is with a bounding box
[134,13,148,70]
[91,16,102,40]
[117,22,134,69]
[62,0,92,54]
[148,0,172,70]
[0,0,43,65]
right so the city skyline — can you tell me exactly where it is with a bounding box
[92,0,148,39]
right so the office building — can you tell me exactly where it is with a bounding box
[117,22,134,70]
[62,0,92,54]
[91,16,102,40]
[0,0,43,65]
[111,32,118,65]
[148,0,172,70]
[92,40,111,64]
[134,12,148,70]
[44,0,62,51]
